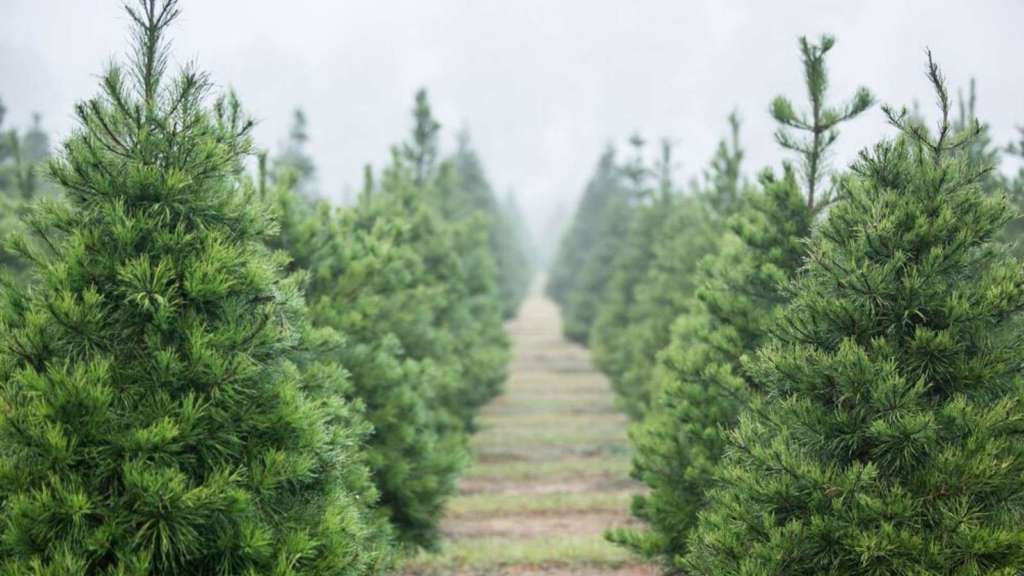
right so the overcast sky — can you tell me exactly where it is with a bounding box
[3,1,1023,253]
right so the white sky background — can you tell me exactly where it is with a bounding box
[2,1,1023,256]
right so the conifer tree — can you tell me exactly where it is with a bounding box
[771,35,874,208]
[0,2,391,572]
[609,116,748,417]
[403,88,440,187]
[273,108,317,197]
[562,189,632,344]
[267,173,464,550]
[447,132,532,317]
[494,192,533,315]
[1007,127,1024,247]
[611,168,812,565]
[591,138,672,391]
[684,56,1024,575]
[547,147,624,307]
[614,37,873,568]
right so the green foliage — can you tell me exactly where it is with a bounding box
[547,147,624,308]
[494,193,533,316]
[684,60,1024,574]
[611,169,812,567]
[1008,127,1024,248]
[0,101,52,278]
[273,108,317,197]
[591,140,672,395]
[446,132,532,317]
[770,35,874,209]
[609,117,748,418]
[402,88,440,187]
[562,189,633,345]
[268,177,465,551]
[0,1,392,573]
[606,35,875,567]
[261,89,512,551]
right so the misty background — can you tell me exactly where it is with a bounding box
[3,0,1023,259]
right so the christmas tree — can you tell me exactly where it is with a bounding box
[0,2,391,572]
[684,55,1024,574]
[613,35,873,568]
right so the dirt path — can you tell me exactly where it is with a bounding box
[403,292,654,575]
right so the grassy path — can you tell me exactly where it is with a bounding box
[403,292,654,575]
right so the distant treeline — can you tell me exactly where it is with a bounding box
[0,0,531,572]
[550,35,1024,574]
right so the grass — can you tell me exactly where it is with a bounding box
[404,534,638,572]
[463,456,632,482]
[448,490,634,517]
[472,425,629,448]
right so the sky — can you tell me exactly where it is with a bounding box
[2,1,1023,255]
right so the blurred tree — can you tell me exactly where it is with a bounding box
[273,108,317,197]
[613,36,874,568]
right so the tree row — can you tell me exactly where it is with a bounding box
[0,1,531,573]
[551,34,1024,574]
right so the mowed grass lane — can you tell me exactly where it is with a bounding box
[403,292,654,575]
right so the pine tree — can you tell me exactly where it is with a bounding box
[771,35,874,209]
[267,174,465,551]
[591,137,673,394]
[614,36,874,568]
[611,168,812,565]
[0,2,391,572]
[1007,127,1024,248]
[610,116,747,418]
[273,108,317,197]
[447,132,532,317]
[562,189,633,345]
[547,147,624,307]
[684,56,1024,575]
[402,88,440,187]
[494,192,533,316]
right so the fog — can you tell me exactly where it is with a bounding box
[3,0,1023,254]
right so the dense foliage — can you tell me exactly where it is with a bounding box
[5,3,1024,573]
[550,33,1024,575]
[0,0,528,572]
[0,101,51,277]
[685,61,1024,574]
[0,2,393,572]
[605,36,873,569]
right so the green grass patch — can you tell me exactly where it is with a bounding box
[448,490,633,517]
[404,534,638,571]
[464,456,632,482]
[471,425,628,449]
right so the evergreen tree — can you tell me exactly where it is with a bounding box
[402,88,440,187]
[0,2,391,572]
[429,160,511,419]
[611,168,812,565]
[610,116,748,418]
[494,192,533,316]
[447,132,532,317]
[547,147,624,307]
[684,57,1024,575]
[273,108,317,197]
[771,35,874,209]
[614,36,873,568]
[1007,127,1024,247]
[591,138,672,393]
[562,189,632,344]
[0,102,53,279]
[267,174,464,550]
